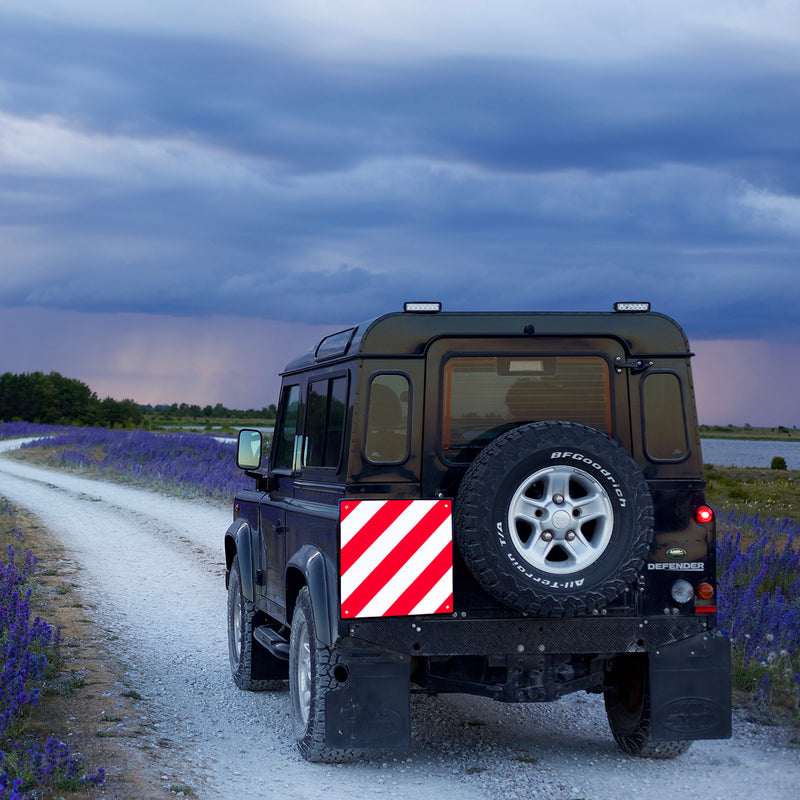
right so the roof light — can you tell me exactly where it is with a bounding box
[695,506,714,524]
[404,301,442,313]
[614,301,651,313]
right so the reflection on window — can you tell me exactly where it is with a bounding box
[441,356,611,462]
[304,377,347,469]
[642,372,688,461]
[365,373,410,463]
[273,385,300,471]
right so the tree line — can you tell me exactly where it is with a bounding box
[0,371,144,427]
[147,402,277,421]
[0,371,276,428]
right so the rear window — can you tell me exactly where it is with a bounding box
[441,356,611,462]
[641,371,689,462]
[364,373,410,464]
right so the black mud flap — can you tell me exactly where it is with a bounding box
[325,661,411,749]
[649,632,732,741]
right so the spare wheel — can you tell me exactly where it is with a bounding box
[454,421,653,616]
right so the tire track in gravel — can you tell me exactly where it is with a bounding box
[2,440,800,800]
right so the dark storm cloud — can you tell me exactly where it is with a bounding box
[0,8,798,341]
[3,13,798,178]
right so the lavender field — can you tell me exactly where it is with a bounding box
[1,500,104,799]
[0,422,798,794]
[3,421,251,503]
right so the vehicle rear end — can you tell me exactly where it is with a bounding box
[339,305,730,756]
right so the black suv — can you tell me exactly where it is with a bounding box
[225,302,731,761]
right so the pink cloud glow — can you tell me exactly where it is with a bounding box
[2,308,797,426]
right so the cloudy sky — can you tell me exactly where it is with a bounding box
[1,1,798,424]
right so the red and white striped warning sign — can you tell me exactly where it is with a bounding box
[339,499,453,618]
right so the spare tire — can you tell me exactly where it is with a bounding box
[454,421,653,616]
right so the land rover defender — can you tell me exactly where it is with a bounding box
[224,302,731,761]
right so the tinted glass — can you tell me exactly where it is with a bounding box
[364,373,410,463]
[642,371,689,461]
[305,377,347,469]
[441,356,611,462]
[272,384,300,471]
[326,377,347,468]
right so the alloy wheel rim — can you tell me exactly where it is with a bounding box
[507,465,614,574]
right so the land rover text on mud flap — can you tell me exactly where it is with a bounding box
[224,302,731,762]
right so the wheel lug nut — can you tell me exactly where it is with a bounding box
[553,494,565,505]
[541,531,554,542]
[565,530,576,541]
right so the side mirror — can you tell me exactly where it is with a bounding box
[237,429,263,470]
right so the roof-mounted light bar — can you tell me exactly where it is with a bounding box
[404,301,442,313]
[614,301,651,313]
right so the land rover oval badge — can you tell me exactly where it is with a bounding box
[666,547,687,560]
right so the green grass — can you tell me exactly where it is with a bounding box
[704,464,800,522]
[700,424,800,442]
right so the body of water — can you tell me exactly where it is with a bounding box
[700,438,800,470]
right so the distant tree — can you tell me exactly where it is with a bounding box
[99,397,143,428]
[0,371,97,424]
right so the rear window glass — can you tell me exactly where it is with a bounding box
[641,371,689,462]
[441,356,611,462]
[364,373,410,464]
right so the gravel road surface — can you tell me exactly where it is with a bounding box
[1,438,798,799]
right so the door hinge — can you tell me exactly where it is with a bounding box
[615,357,654,374]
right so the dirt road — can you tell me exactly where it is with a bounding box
[1,439,798,799]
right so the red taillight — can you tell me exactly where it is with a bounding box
[695,505,714,524]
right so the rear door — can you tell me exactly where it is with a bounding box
[422,337,631,497]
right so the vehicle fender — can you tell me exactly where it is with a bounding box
[225,518,255,602]
[287,545,339,648]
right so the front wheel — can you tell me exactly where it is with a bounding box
[604,656,691,759]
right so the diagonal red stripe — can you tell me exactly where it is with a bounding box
[434,593,454,614]
[339,500,358,523]
[382,541,453,617]
[341,501,451,617]
[340,500,413,573]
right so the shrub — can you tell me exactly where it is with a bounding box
[771,456,787,470]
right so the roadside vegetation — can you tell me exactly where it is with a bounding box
[1,501,105,799]
[700,423,800,442]
[1,421,798,749]
[2,423,252,503]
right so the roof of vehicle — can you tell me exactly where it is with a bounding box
[282,306,692,374]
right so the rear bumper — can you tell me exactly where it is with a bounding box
[345,614,715,657]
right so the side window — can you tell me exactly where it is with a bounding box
[304,376,348,469]
[641,371,689,462]
[364,373,410,463]
[272,384,301,471]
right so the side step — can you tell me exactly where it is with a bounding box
[253,625,290,661]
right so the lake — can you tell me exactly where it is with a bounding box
[700,438,800,470]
